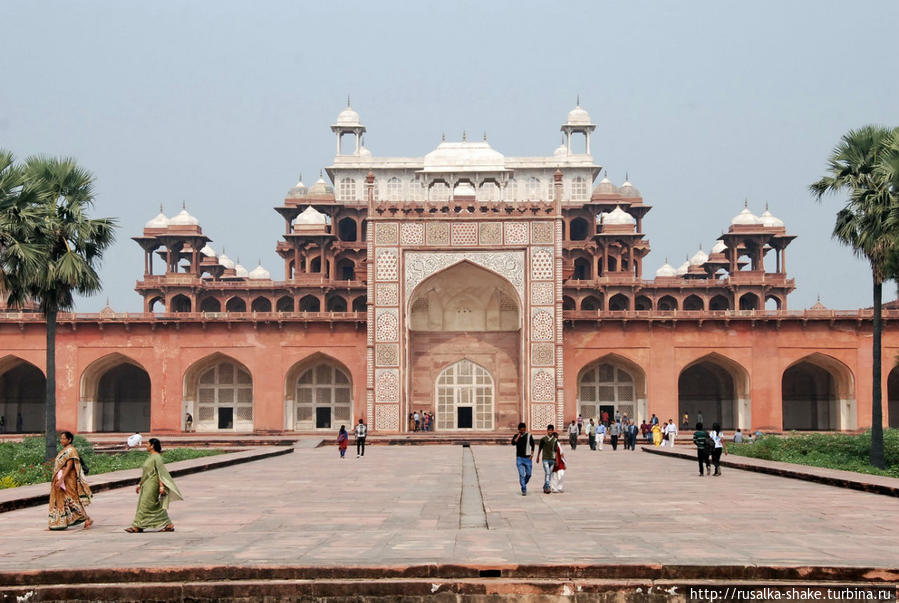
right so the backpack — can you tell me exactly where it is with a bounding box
[703,433,715,454]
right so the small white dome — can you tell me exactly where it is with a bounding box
[690,248,709,266]
[144,210,169,229]
[655,263,677,277]
[169,208,200,226]
[453,182,476,197]
[710,240,727,254]
[336,105,361,126]
[602,206,636,225]
[675,260,690,276]
[218,253,235,270]
[307,177,334,197]
[759,209,784,228]
[566,105,592,125]
[200,245,216,257]
[592,176,618,195]
[287,178,307,199]
[358,145,372,158]
[235,263,248,278]
[619,180,641,198]
[294,206,328,225]
[553,143,568,158]
[249,264,271,280]
[731,206,761,226]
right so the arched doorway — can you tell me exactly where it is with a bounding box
[889,366,899,429]
[291,362,352,430]
[225,297,247,312]
[0,357,45,433]
[407,261,520,431]
[578,360,644,423]
[782,355,853,431]
[93,363,150,432]
[185,355,253,432]
[608,293,629,311]
[678,354,749,430]
[435,359,494,430]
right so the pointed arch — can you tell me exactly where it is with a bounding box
[657,295,677,311]
[678,352,751,430]
[284,353,354,431]
[683,294,704,311]
[225,297,247,312]
[276,295,294,312]
[435,358,494,430]
[199,297,221,312]
[782,353,855,431]
[79,353,150,433]
[183,353,253,432]
[577,353,648,423]
[0,356,46,433]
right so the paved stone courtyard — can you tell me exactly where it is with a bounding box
[1,444,897,571]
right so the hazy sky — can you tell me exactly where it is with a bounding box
[1,1,896,312]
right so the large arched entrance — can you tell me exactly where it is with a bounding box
[285,357,353,431]
[888,366,899,429]
[407,261,520,431]
[0,357,45,433]
[80,355,150,432]
[782,355,854,431]
[435,359,494,430]
[184,355,253,432]
[577,355,647,423]
[678,354,749,430]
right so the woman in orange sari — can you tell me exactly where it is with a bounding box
[48,431,93,530]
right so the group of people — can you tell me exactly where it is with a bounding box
[408,410,433,432]
[511,423,566,495]
[48,431,183,533]
[337,418,369,458]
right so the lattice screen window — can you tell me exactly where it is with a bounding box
[338,178,357,202]
[527,177,542,200]
[571,176,588,201]
[435,360,494,430]
[387,177,402,201]
[295,364,352,429]
[429,182,450,202]
[479,182,498,201]
[578,363,635,420]
[196,362,253,429]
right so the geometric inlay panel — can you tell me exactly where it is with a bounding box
[451,223,478,246]
[530,281,554,306]
[375,249,399,281]
[531,221,554,245]
[375,369,400,403]
[375,308,399,342]
[404,251,525,306]
[375,343,399,367]
[530,403,556,429]
[530,247,554,280]
[426,222,450,246]
[400,222,424,246]
[375,404,400,431]
[479,222,502,245]
[531,342,555,367]
[375,283,399,307]
[504,222,529,245]
[375,222,399,245]
[530,308,554,341]
[531,368,555,402]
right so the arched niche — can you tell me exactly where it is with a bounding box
[569,217,590,241]
[577,354,648,424]
[0,356,46,433]
[351,295,367,312]
[581,295,601,311]
[79,353,150,433]
[435,359,494,430]
[183,353,254,432]
[739,292,760,310]
[709,294,730,311]
[299,295,320,312]
[683,295,704,311]
[170,294,191,313]
[276,296,295,312]
[199,297,221,312]
[678,353,751,430]
[338,217,357,242]
[251,297,272,312]
[782,353,855,431]
[634,295,652,311]
[326,295,348,312]
[657,295,677,311]
[225,297,247,312]
[608,293,629,311]
[284,354,354,431]
[562,296,576,311]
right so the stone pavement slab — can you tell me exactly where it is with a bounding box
[0,444,896,572]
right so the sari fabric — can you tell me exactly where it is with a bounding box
[131,453,183,529]
[651,424,663,446]
[48,445,92,530]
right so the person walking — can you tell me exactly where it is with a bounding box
[665,419,678,447]
[650,413,659,426]
[697,411,704,425]
[48,431,92,531]
[337,425,349,459]
[536,425,558,494]
[692,423,711,477]
[567,420,578,450]
[413,410,420,431]
[640,420,651,444]
[609,420,620,451]
[682,412,689,430]
[354,418,367,457]
[587,418,597,450]
[595,421,606,451]
[577,414,584,435]
[627,420,639,450]
[126,438,182,532]
[550,439,567,493]
[511,422,535,496]
[651,421,663,446]
[601,409,609,426]
[709,422,728,476]
[184,412,193,432]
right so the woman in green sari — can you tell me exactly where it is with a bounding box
[125,438,183,533]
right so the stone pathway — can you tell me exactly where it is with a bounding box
[0,444,897,571]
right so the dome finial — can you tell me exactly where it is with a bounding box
[765,201,769,211]
[483,131,487,142]
[576,93,580,106]
[319,169,323,178]
[625,171,629,182]
[347,95,351,108]
[744,198,749,208]
[159,203,163,213]
[298,172,302,182]
[182,200,186,209]
[462,129,467,142]
[442,131,446,142]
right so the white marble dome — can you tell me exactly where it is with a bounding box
[200,245,216,257]
[566,105,592,125]
[294,206,328,226]
[690,248,709,266]
[553,143,568,158]
[618,180,641,199]
[307,177,334,197]
[168,208,199,226]
[217,253,235,270]
[675,260,690,276]
[759,208,785,228]
[731,206,761,226]
[234,263,248,278]
[592,176,618,195]
[287,178,307,198]
[603,206,636,225]
[358,145,372,158]
[655,263,677,277]
[144,210,169,229]
[336,105,361,126]
[249,264,271,280]
[710,240,727,254]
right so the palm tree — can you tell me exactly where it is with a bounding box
[0,152,45,293]
[810,125,897,469]
[3,156,116,460]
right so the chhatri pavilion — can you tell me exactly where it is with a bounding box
[2,103,898,435]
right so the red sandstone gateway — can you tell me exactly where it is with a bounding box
[1,104,897,434]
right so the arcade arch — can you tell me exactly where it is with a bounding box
[326,295,348,312]
[299,295,321,312]
[199,297,221,312]
[79,354,150,433]
[888,366,899,429]
[276,296,294,312]
[577,354,647,423]
[436,359,494,430]
[683,295,704,311]
[581,295,601,311]
[0,356,45,433]
[251,297,272,312]
[183,354,253,432]
[782,354,855,431]
[569,218,590,241]
[284,355,353,431]
[608,293,629,311]
[739,293,760,310]
[225,297,247,312]
[657,295,677,311]
[678,354,750,430]
[709,295,730,311]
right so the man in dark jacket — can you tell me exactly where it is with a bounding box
[511,422,535,496]
[692,422,711,476]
